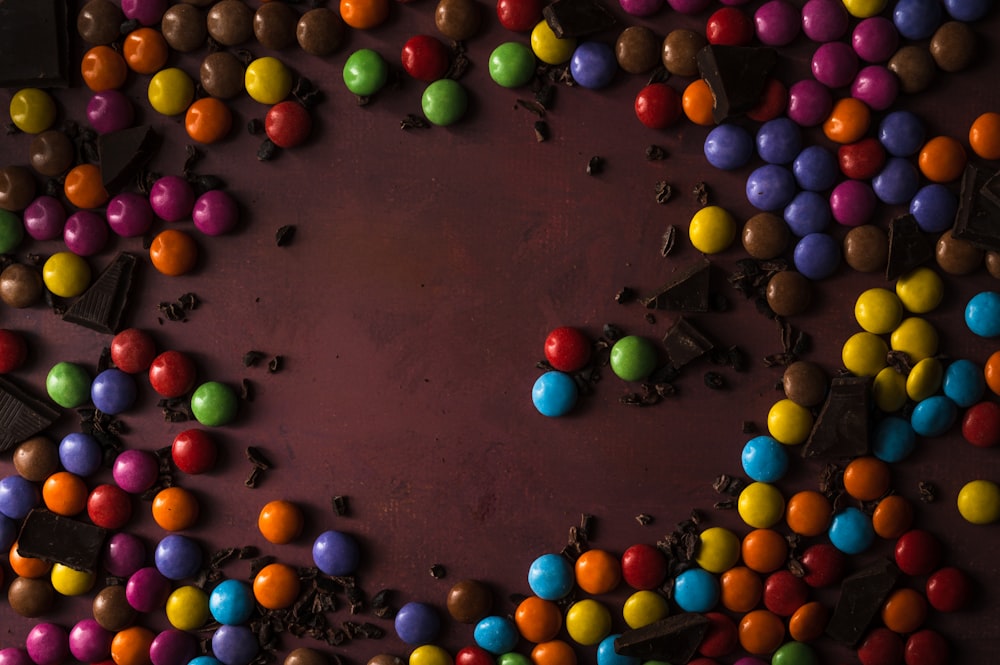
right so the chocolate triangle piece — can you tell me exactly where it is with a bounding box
[644,258,711,312]
[98,125,160,193]
[0,0,70,88]
[696,45,777,123]
[17,509,108,573]
[952,164,1000,251]
[662,316,714,369]
[827,558,900,645]
[802,376,872,459]
[0,376,60,453]
[614,613,709,663]
[542,0,616,38]
[62,253,137,334]
[885,214,932,281]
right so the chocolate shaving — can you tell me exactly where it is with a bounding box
[645,145,667,161]
[654,180,673,204]
[918,480,937,503]
[615,287,637,304]
[534,120,550,142]
[635,513,653,526]
[268,355,283,373]
[400,114,429,130]
[693,181,710,206]
[275,225,296,246]
[429,564,446,579]
[660,225,677,256]
[243,350,266,367]
[586,156,604,176]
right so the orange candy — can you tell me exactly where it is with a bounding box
[123,27,169,74]
[789,601,828,642]
[81,45,128,91]
[720,565,763,613]
[149,229,198,276]
[10,541,52,578]
[682,79,716,126]
[111,626,155,665]
[515,596,563,643]
[151,486,199,531]
[339,0,389,29]
[253,562,301,609]
[823,97,871,144]
[185,97,233,144]
[872,494,915,539]
[42,471,89,516]
[258,499,304,544]
[741,528,788,574]
[984,350,1000,396]
[574,549,621,595]
[918,136,966,183]
[738,608,785,655]
[881,587,928,634]
[969,112,1000,160]
[64,163,110,209]
[785,490,832,537]
[531,639,577,665]
[843,456,891,501]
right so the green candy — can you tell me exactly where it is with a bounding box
[0,210,24,254]
[190,381,239,427]
[609,335,658,382]
[46,361,91,408]
[771,641,818,665]
[489,42,536,88]
[497,655,531,665]
[421,79,468,127]
[343,49,388,97]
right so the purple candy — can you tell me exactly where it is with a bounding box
[192,190,240,236]
[0,649,32,665]
[852,17,899,63]
[59,432,103,477]
[150,175,196,222]
[830,179,877,226]
[719,0,752,4]
[104,532,147,578]
[793,232,841,280]
[121,0,168,25]
[106,192,154,237]
[22,196,66,240]
[87,91,135,134]
[852,65,899,111]
[312,530,361,576]
[126,566,171,612]
[746,164,797,212]
[113,449,160,494]
[754,0,801,46]
[801,0,849,42]
[63,210,109,256]
[211,626,258,665]
[787,79,832,126]
[619,0,664,15]
[666,0,711,11]
[0,475,40,520]
[25,623,69,665]
[68,619,113,663]
[812,41,859,88]
[150,630,199,665]
[91,368,138,415]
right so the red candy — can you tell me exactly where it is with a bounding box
[171,429,218,475]
[762,569,809,616]
[799,543,846,588]
[544,326,591,372]
[110,328,157,374]
[0,328,28,373]
[496,0,542,32]
[620,543,667,590]
[148,350,197,398]
[925,566,972,612]
[706,7,755,46]
[697,612,738,658]
[746,78,788,122]
[894,529,943,576]
[634,83,682,129]
[265,101,312,149]
[904,629,949,665]
[87,483,133,530]
[961,401,1000,447]
[401,35,450,82]
[455,646,494,665]
[858,626,904,665]
[839,136,887,180]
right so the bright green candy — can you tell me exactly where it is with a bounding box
[343,49,388,97]
[609,335,658,382]
[421,79,468,127]
[771,640,818,665]
[46,361,91,408]
[191,381,238,426]
[0,210,24,254]
[489,42,536,88]
[497,654,531,665]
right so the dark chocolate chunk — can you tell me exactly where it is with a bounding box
[953,164,1000,251]
[98,126,160,193]
[0,0,69,87]
[696,45,777,123]
[826,558,900,645]
[17,509,108,572]
[614,613,710,663]
[886,214,933,280]
[662,316,714,369]
[542,0,615,39]
[802,376,872,459]
[62,253,137,334]
[0,377,60,453]
[644,258,710,312]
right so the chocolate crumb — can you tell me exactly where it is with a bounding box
[429,564,446,579]
[243,350,266,367]
[586,156,604,176]
[602,323,624,342]
[257,139,278,161]
[400,114,430,130]
[635,513,653,526]
[239,379,253,402]
[660,225,677,256]
[654,180,673,204]
[703,371,725,390]
[515,99,546,116]
[534,120,550,142]
[713,499,735,510]
[331,495,349,516]
[275,225,296,246]
[645,144,667,161]
[919,480,937,503]
[615,287,636,304]
[693,182,710,206]
[267,355,283,373]
[246,447,273,470]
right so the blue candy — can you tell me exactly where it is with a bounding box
[873,416,917,463]
[910,184,959,233]
[872,157,920,205]
[943,359,986,408]
[474,616,519,654]
[911,395,958,437]
[704,124,754,171]
[943,0,992,21]
[965,291,1000,338]
[784,191,832,237]
[893,0,943,40]
[532,371,578,417]
[528,552,574,600]
[0,475,39,520]
[597,635,640,665]
[154,534,203,581]
[90,368,137,415]
[746,164,797,212]
[672,568,719,612]
[793,233,841,280]
[395,602,441,645]
[828,507,875,554]
[741,435,789,483]
[570,42,616,89]
[793,145,838,192]
[59,432,103,477]
[210,579,256,626]
[312,530,360,576]
[756,117,803,165]
[878,110,925,157]
[211,625,258,665]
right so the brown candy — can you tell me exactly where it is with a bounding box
[936,231,983,275]
[929,21,976,73]
[843,224,888,273]
[255,2,298,51]
[287,649,332,665]
[446,579,492,623]
[435,0,482,41]
[77,0,123,46]
[742,212,790,260]
[0,166,37,212]
[181,0,214,5]
[366,655,404,665]
[766,270,811,317]
[161,4,207,52]
[662,29,706,77]
[0,263,45,308]
[13,436,60,482]
[29,130,75,177]
[93,584,137,631]
[616,26,660,75]
[987,251,1000,279]
[8,577,55,618]
[297,8,345,56]
[207,0,254,47]
[783,360,828,408]
[888,45,935,95]
[201,51,246,100]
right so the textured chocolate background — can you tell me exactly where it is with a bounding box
[2,1,1000,663]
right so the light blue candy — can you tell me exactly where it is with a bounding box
[943,359,985,408]
[532,371,577,417]
[911,395,958,437]
[965,291,1000,338]
[672,568,719,613]
[741,435,789,483]
[210,579,255,625]
[528,553,574,600]
[597,635,640,665]
[828,507,875,554]
[873,416,917,463]
[474,616,519,654]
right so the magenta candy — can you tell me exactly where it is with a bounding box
[666,0,711,11]
[830,179,877,226]
[112,449,160,494]
[852,17,899,63]
[106,192,155,237]
[63,210,109,256]
[801,0,848,42]
[618,0,663,15]
[22,196,66,240]
[812,41,859,88]
[150,630,199,665]
[68,619,113,663]
[787,79,833,127]
[149,175,196,223]
[851,65,899,111]
[25,623,69,665]
[0,649,32,665]
[754,0,800,46]
[86,90,135,134]
[719,0,752,4]
[121,0,168,25]
[126,566,171,612]
[104,532,147,578]
[192,190,239,236]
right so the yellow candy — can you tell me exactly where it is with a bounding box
[42,251,91,298]
[410,645,453,665]
[9,88,57,134]
[148,68,195,116]
[767,398,814,445]
[842,331,888,377]
[873,366,907,413]
[906,357,943,402]
[688,206,737,254]
[622,590,669,629]
[530,20,576,65]
[245,57,293,105]
[738,482,785,529]
[896,267,944,314]
[695,527,740,573]
[51,563,95,596]
[855,287,903,334]
[842,0,889,18]
[166,585,210,630]
[957,479,1000,524]
[565,599,611,645]
[890,317,938,363]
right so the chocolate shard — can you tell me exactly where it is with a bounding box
[827,558,900,645]
[952,164,1000,251]
[98,126,160,193]
[614,613,710,663]
[644,258,711,312]
[17,509,108,573]
[62,253,138,334]
[885,214,932,281]
[696,45,777,123]
[980,167,1000,210]
[662,316,714,369]
[0,377,60,453]
[0,0,69,87]
[802,376,872,459]
[542,0,616,38]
